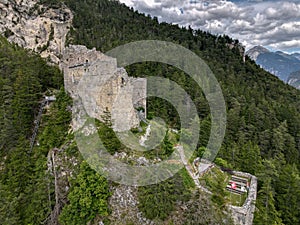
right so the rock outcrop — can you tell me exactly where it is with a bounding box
[287,70,300,90]
[109,185,154,225]
[0,0,73,63]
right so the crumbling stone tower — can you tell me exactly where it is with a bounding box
[61,45,146,132]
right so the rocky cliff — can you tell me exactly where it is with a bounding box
[0,0,72,63]
[287,70,300,90]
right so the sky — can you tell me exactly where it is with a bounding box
[119,0,300,53]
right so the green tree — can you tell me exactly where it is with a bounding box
[39,88,72,151]
[254,178,283,225]
[275,164,300,224]
[96,111,123,154]
[255,160,282,225]
[160,131,174,158]
[59,162,111,225]
[138,171,192,220]
[238,141,262,174]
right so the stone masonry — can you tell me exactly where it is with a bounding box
[193,158,257,225]
[61,45,147,132]
[228,171,257,225]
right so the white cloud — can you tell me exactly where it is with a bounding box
[120,0,134,7]
[119,0,300,52]
[269,40,300,49]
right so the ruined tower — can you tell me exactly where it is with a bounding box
[61,45,147,132]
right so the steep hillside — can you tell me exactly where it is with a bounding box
[0,35,69,224]
[288,70,300,89]
[0,0,300,224]
[42,1,300,223]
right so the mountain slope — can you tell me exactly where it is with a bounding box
[0,0,299,224]
[292,52,300,60]
[0,35,68,224]
[246,45,270,61]
[288,70,300,89]
[40,1,300,223]
[247,46,300,82]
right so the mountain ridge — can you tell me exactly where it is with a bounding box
[246,46,300,87]
[246,45,270,61]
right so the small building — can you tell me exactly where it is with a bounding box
[45,96,56,101]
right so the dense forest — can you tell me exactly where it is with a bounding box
[0,35,65,223]
[0,0,300,224]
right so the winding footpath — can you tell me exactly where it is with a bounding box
[175,145,212,194]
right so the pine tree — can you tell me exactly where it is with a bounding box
[275,164,300,224]
[255,160,282,225]
[239,141,262,174]
[255,177,283,225]
[59,162,111,225]
[160,131,173,157]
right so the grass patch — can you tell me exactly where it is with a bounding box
[226,191,247,207]
[199,167,231,208]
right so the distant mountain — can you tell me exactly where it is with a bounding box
[246,45,270,61]
[288,70,300,89]
[292,53,300,61]
[246,46,300,82]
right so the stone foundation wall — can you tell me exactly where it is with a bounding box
[131,78,147,113]
[193,159,257,225]
[229,171,257,225]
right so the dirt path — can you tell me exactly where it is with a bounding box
[175,145,212,194]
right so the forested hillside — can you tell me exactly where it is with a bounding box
[0,0,300,224]
[54,0,300,222]
[0,35,65,223]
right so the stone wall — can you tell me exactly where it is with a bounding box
[131,78,147,114]
[0,1,147,131]
[193,159,257,225]
[228,171,257,225]
[61,45,147,132]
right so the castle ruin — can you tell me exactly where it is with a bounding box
[61,45,147,132]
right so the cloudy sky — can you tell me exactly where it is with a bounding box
[119,0,300,53]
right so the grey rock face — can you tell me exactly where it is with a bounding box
[246,46,269,61]
[287,70,300,90]
[0,0,73,63]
